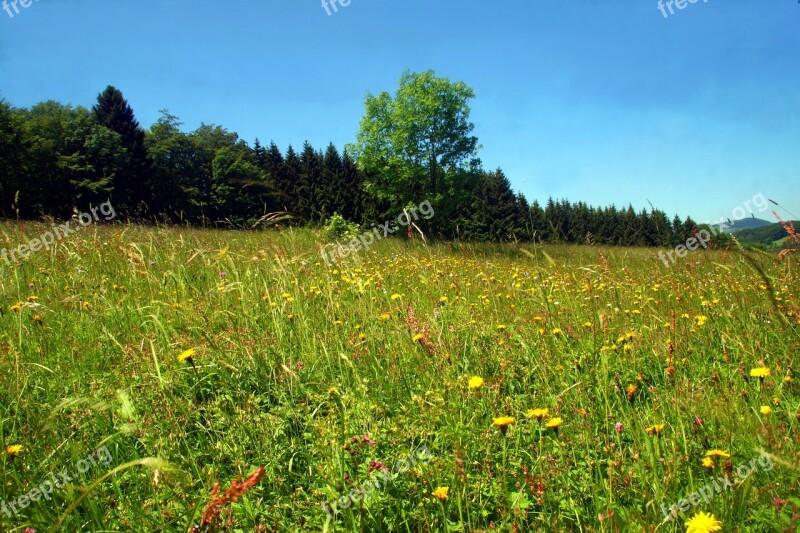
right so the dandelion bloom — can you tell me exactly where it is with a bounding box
[750,367,770,379]
[492,416,515,428]
[551,328,563,335]
[413,333,424,342]
[378,313,390,321]
[432,486,449,500]
[545,417,563,429]
[701,457,714,469]
[526,408,549,421]
[626,384,637,400]
[704,449,730,458]
[685,511,722,533]
[646,424,665,436]
[468,376,484,389]
[760,405,772,415]
[178,349,196,362]
[390,293,402,300]
[6,445,23,456]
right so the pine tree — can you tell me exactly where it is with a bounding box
[92,86,150,214]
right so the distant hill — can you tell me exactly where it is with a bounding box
[733,220,799,248]
[724,217,773,232]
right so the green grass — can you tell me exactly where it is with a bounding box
[0,221,798,532]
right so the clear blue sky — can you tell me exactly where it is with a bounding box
[1,0,798,224]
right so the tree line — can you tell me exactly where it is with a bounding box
[0,80,702,247]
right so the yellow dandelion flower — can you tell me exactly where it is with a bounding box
[412,333,424,342]
[432,486,449,500]
[492,416,515,428]
[390,293,402,300]
[551,328,563,335]
[82,301,91,311]
[9,303,22,312]
[646,424,665,436]
[704,449,730,458]
[6,445,23,456]
[701,457,714,469]
[685,511,722,533]
[496,324,507,330]
[760,405,772,415]
[526,408,549,421]
[32,314,43,323]
[626,383,638,400]
[358,333,366,341]
[177,349,196,362]
[545,417,563,429]
[438,296,448,303]
[749,367,770,379]
[468,376,484,389]
[378,313,390,321]
[26,295,38,301]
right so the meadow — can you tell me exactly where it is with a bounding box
[0,221,798,532]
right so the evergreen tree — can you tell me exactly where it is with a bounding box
[92,86,150,214]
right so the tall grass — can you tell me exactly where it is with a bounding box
[0,222,797,532]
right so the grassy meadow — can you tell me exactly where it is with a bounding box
[0,221,798,532]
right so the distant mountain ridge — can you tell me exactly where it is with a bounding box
[733,220,798,248]
[724,217,773,232]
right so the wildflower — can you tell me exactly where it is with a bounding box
[9,303,22,312]
[82,301,91,311]
[685,511,722,533]
[378,313,390,321]
[750,367,770,379]
[32,314,43,323]
[26,295,38,301]
[468,376,484,389]
[551,328,563,335]
[178,349,196,362]
[358,332,366,341]
[412,333,424,342]
[492,416,515,428]
[432,486,449,500]
[760,405,772,415]
[526,408,549,421]
[438,296,448,303]
[704,449,730,458]
[614,422,623,433]
[626,383,637,401]
[496,324,507,331]
[545,417,563,429]
[390,293,402,300]
[694,315,708,327]
[6,445,23,456]
[646,424,665,436]
[200,467,265,530]
[701,457,714,469]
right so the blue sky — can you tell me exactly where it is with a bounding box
[1,0,798,224]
